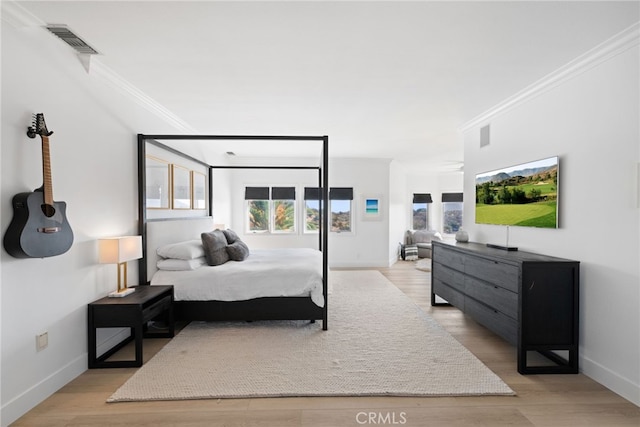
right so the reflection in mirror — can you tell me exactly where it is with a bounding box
[146,156,170,209]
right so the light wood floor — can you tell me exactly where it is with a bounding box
[13,261,640,426]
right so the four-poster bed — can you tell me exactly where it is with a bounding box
[137,134,329,330]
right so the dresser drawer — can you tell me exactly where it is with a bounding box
[433,279,465,309]
[465,256,519,292]
[465,275,518,320]
[433,247,466,271]
[465,297,518,345]
[433,263,465,293]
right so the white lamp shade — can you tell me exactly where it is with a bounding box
[98,236,143,264]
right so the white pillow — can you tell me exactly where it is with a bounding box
[157,257,206,271]
[156,240,205,260]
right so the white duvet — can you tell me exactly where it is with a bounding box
[151,248,325,307]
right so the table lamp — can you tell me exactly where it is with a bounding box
[98,236,142,297]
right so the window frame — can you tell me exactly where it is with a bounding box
[441,192,463,235]
[271,186,297,234]
[411,193,432,230]
[245,186,297,234]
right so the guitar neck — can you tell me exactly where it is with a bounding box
[41,136,54,206]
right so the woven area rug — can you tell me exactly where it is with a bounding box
[108,270,514,402]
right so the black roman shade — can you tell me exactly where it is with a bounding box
[330,187,353,200]
[442,192,463,203]
[304,187,323,200]
[413,193,432,203]
[271,187,295,200]
[245,186,269,200]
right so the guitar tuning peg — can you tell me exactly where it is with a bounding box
[26,126,37,138]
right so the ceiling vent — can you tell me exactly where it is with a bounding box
[45,25,99,55]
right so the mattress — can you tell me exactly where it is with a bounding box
[150,248,325,307]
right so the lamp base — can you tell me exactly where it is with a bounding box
[108,287,136,298]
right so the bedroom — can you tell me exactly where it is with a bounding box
[1,1,639,425]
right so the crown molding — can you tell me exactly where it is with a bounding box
[460,22,640,132]
[2,0,196,133]
[89,59,197,133]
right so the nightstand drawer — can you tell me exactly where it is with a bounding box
[142,295,172,322]
[88,285,174,368]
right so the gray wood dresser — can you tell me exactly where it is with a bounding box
[431,240,579,374]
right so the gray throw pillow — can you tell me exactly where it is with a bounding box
[201,230,229,266]
[227,240,250,261]
[222,228,239,244]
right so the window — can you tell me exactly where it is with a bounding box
[245,186,296,233]
[246,187,270,232]
[442,193,463,234]
[304,187,322,232]
[412,193,432,230]
[330,187,353,232]
[271,187,296,233]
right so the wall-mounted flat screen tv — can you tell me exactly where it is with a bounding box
[475,156,559,228]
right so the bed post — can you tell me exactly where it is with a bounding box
[322,135,329,331]
[137,134,148,286]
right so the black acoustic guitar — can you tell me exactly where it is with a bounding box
[3,114,74,258]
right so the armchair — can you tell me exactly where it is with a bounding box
[405,230,443,258]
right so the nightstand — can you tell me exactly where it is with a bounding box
[88,285,174,368]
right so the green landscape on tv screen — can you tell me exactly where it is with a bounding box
[475,156,559,229]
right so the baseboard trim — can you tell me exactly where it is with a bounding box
[1,354,85,426]
[581,354,640,407]
[330,260,390,269]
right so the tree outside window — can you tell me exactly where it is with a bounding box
[329,187,353,233]
[273,199,295,232]
[248,200,269,232]
[412,202,428,230]
[442,193,463,234]
[412,193,432,230]
[305,199,320,232]
[443,202,463,233]
[331,199,351,232]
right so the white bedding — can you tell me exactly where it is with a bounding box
[150,248,325,307]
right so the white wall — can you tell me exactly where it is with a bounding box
[463,42,639,405]
[388,161,407,264]
[223,158,392,268]
[328,158,391,268]
[405,171,464,236]
[0,20,181,425]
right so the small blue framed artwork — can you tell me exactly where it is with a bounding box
[362,195,382,221]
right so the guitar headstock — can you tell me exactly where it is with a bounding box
[27,113,54,139]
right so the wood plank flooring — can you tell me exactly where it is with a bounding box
[12,261,640,426]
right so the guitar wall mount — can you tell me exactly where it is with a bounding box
[27,113,54,139]
[26,126,37,139]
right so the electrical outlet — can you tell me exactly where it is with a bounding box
[36,332,48,351]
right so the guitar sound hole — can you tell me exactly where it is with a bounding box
[41,204,56,218]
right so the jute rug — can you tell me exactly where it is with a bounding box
[108,271,514,402]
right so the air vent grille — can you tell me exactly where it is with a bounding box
[45,25,99,55]
[480,124,491,147]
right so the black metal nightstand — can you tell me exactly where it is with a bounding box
[88,285,174,368]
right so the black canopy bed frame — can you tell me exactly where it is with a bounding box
[137,134,329,330]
